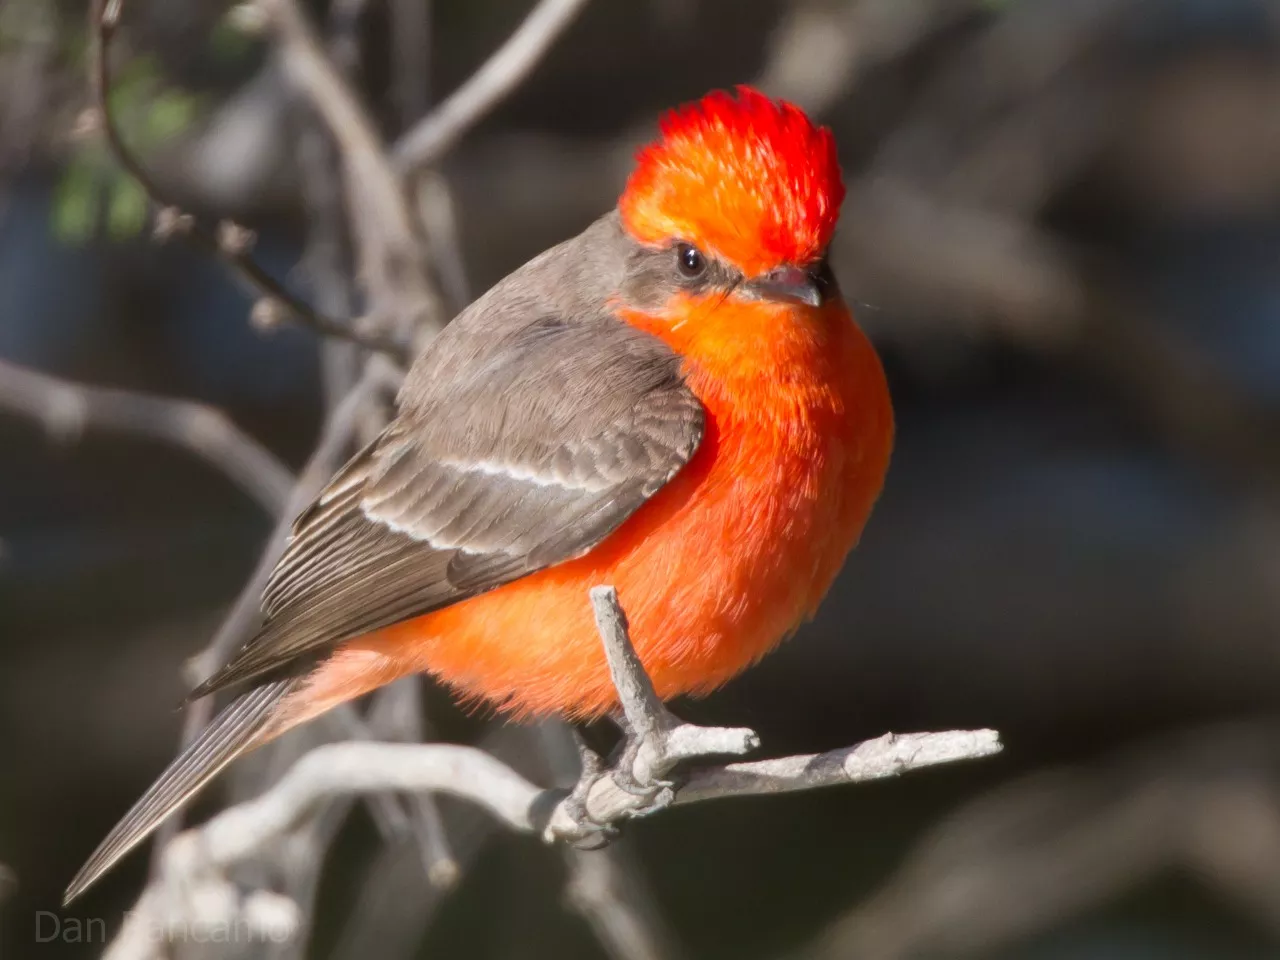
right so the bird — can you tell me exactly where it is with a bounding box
[65,85,894,904]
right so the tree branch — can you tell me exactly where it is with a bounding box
[391,0,592,173]
[88,0,405,359]
[108,586,1000,958]
[544,588,999,841]
[110,725,999,957]
[256,0,445,342]
[0,355,292,513]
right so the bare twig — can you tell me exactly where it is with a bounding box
[88,0,404,358]
[0,355,291,513]
[186,726,998,868]
[674,731,1004,803]
[257,0,444,342]
[391,0,592,173]
[110,721,999,957]
[108,586,999,958]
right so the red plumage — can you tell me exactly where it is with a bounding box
[619,86,845,274]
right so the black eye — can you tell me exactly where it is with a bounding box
[676,243,706,278]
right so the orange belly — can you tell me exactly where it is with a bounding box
[282,302,893,722]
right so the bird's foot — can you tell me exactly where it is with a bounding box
[559,730,619,850]
[607,726,678,816]
[543,704,759,845]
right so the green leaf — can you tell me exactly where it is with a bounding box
[211,13,258,62]
[106,176,148,241]
[145,89,198,143]
[52,157,100,244]
[51,45,203,243]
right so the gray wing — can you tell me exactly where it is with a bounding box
[189,314,703,699]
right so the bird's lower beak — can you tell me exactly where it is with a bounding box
[745,266,824,308]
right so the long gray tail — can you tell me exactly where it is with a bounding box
[64,678,298,905]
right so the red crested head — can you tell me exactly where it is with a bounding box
[618,86,844,279]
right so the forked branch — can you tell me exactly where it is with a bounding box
[391,0,593,173]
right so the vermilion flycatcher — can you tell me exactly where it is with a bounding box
[66,86,894,902]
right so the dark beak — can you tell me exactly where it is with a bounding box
[746,265,824,308]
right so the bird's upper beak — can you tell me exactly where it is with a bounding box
[744,265,824,308]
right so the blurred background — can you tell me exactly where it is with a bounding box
[4,0,1280,957]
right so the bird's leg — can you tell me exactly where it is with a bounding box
[542,587,758,841]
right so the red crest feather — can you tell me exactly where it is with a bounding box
[618,86,844,277]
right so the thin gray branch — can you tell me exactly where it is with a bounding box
[256,0,444,342]
[196,744,543,859]
[0,355,292,513]
[109,722,999,957]
[546,727,1001,842]
[164,726,1000,873]
[676,731,1005,804]
[391,0,592,173]
[107,585,999,958]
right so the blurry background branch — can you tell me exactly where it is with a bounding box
[391,0,592,171]
[806,719,1280,960]
[0,354,292,513]
[88,0,406,357]
[258,0,444,343]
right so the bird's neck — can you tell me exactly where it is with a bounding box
[617,296,867,429]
